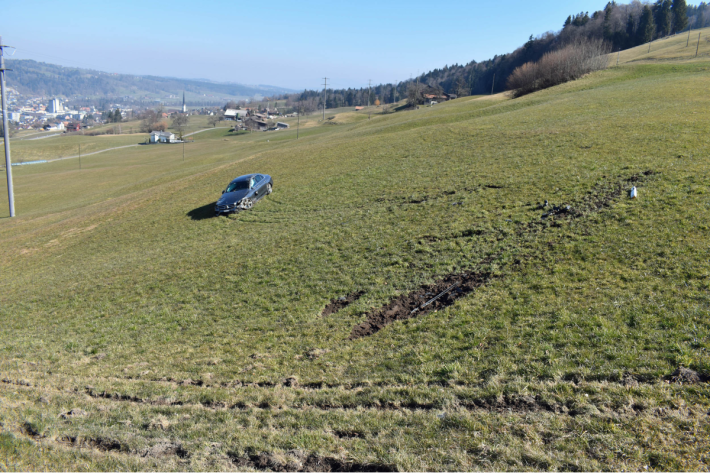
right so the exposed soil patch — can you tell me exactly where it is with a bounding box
[228,451,397,472]
[668,367,707,385]
[60,435,123,452]
[140,440,189,459]
[536,171,656,223]
[351,172,657,339]
[333,430,364,439]
[350,262,493,339]
[322,291,365,317]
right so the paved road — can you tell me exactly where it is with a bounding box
[184,127,230,137]
[0,132,61,144]
[26,133,62,141]
[46,144,141,163]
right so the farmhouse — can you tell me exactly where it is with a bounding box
[150,131,178,143]
[43,122,65,131]
[224,109,248,120]
[245,117,269,131]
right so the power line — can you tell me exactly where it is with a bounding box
[0,36,15,217]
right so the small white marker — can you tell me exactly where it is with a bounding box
[630,186,638,199]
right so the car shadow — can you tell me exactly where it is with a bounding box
[187,202,217,220]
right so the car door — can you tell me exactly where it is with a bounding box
[252,175,265,201]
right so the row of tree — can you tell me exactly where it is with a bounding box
[564,0,694,52]
[102,109,123,123]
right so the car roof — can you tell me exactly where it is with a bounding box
[231,174,258,183]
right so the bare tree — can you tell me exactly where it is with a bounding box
[171,114,189,139]
[207,111,224,128]
[507,38,611,97]
[407,82,424,107]
[0,121,17,138]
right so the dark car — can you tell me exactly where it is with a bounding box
[215,173,273,215]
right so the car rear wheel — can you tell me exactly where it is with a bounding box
[266,183,273,195]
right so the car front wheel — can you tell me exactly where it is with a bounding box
[266,183,273,195]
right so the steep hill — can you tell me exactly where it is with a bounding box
[0,34,709,470]
[5,59,295,101]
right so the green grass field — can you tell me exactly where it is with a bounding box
[0,35,709,471]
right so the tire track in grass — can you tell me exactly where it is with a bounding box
[349,171,658,339]
[4,371,704,417]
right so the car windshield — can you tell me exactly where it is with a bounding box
[225,180,250,193]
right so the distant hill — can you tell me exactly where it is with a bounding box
[5,59,295,102]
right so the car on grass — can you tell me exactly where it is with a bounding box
[215,173,273,215]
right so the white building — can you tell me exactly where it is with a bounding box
[224,109,248,120]
[150,131,178,143]
[44,122,65,131]
[47,98,64,113]
[2,112,21,121]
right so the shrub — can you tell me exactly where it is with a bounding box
[507,39,611,97]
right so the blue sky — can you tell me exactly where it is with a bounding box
[3,0,612,90]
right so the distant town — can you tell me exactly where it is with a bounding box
[0,88,280,134]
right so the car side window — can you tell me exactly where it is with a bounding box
[254,175,263,184]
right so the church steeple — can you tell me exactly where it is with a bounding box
[182,91,187,113]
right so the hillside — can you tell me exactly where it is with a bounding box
[0,31,709,471]
[280,1,710,108]
[5,59,295,102]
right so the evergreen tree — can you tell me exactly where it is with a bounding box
[672,0,689,32]
[638,6,657,44]
[603,5,614,41]
[654,0,672,36]
[625,14,637,47]
[564,15,572,28]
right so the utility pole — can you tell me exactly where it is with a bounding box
[0,36,15,217]
[696,32,701,57]
[416,74,420,106]
[491,73,495,95]
[368,79,372,107]
[79,143,81,170]
[617,50,620,66]
[182,139,185,162]
[322,77,328,121]
[297,102,300,139]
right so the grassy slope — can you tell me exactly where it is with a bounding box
[616,26,710,64]
[0,50,709,470]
